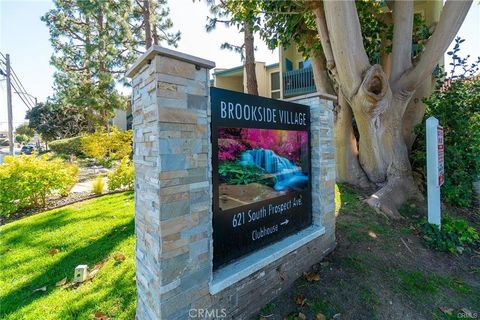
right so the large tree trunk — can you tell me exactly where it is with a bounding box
[143,0,152,49]
[402,78,432,150]
[312,0,471,218]
[350,65,422,217]
[334,93,372,188]
[309,51,371,188]
[309,52,333,94]
[244,21,258,95]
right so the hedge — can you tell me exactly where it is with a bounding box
[49,136,84,157]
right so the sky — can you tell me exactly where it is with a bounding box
[0,0,479,132]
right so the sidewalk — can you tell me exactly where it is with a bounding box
[70,176,109,193]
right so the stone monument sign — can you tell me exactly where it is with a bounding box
[127,46,336,319]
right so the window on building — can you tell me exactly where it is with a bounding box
[270,72,281,99]
[285,58,293,72]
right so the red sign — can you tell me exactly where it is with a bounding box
[437,126,444,186]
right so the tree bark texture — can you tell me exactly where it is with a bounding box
[244,21,258,96]
[309,52,334,95]
[312,0,472,218]
[143,0,152,49]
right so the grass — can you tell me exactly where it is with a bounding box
[260,183,480,319]
[398,271,439,295]
[259,303,276,316]
[306,296,338,318]
[0,192,135,320]
[338,256,368,273]
[3,184,479,320]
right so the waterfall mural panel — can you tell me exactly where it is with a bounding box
[218,128,309,209]
[211,88,312,269]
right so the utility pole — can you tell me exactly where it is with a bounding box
[5,54,14,155]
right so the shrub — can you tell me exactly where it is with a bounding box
[219,161,274,186]
[92,176,105,195]
[412,38,480,207]
[15,134,29,144]
[49,136,84,157]
[107,157,134,191]
[0,154,78,216]
[81,128,132,166]
[420,216,479,254]
[412,79,480,207]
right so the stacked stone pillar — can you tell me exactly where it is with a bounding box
[127,47,215,319]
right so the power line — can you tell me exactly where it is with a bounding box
[11,81,35,110]
[10,77,34,108]
[10,76,35,109]
[10,69,36,107]
[9,73,35,109]
[0,51,37,109]
[10,70,36,107]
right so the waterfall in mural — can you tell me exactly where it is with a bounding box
[217,128,309,211]
[239,148,308,191]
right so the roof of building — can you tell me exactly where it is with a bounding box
[213,62,279,77]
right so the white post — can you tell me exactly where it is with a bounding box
[426,116,443,228]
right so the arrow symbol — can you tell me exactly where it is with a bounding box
[280,219,289,226]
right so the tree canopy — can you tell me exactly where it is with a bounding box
[26,100,91,142]
[42,0,180,127]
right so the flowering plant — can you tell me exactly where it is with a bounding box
[218,138,247,161]
[241,129,307,162]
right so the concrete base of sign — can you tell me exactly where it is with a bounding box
[210,225,326,294]
[127,47,336,320]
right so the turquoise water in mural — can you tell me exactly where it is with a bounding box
[239,148,308,191]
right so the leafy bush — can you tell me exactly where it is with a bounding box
[412,39,480,207]
[219,161,274,186]
[92,176,105,195]
[15,134,29,144]
[0,154,78,216]
[81,128,132,166]
[49,136,84,157]
[412,80,480,207]
[421,216,479,254]
[107,157,134,191]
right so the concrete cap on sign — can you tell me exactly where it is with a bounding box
[126,45,216,78]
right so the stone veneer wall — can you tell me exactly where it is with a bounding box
[127,47,336,320]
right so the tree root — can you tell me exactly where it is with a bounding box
[366,175,423,220]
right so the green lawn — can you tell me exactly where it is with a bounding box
[0,192,136,320]
[2,187,478,320]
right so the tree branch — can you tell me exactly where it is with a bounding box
[398,0,472,91]
[390,0,413,82]
[312,4,338,83]
[64,24,86,42]
[321,0,370,100]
